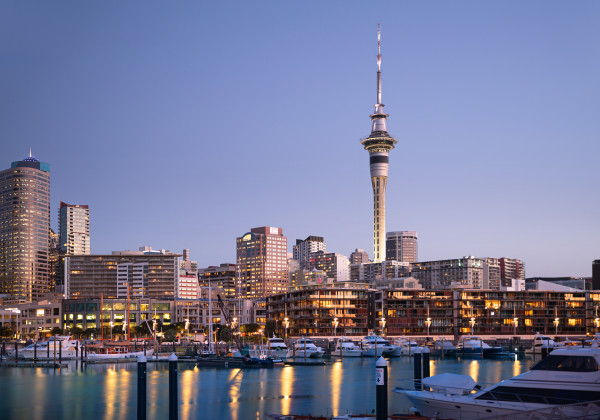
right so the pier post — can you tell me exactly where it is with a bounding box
[76,340,79,359]
[169,353,178,420]
[53,335,57,367]
[1,341,4,362]
[15,341,18,362]
[143,340,146,356]
[422,347,430,379]
[137,355,147,420]
[413,352,422,390]
[59,340,62,363]
[47,340,50,359]
[375,356,388,420]
[34,340,37,362]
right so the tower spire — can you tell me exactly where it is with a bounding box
[377,22,382,106]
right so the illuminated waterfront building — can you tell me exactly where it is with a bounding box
[499,257,526,286]
[360,26,398,263]
[236,226,288,299]
[386,231,418,263]
[267,286,600,337]
[0,152,51,301]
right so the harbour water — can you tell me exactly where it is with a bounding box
[0,355,535,419]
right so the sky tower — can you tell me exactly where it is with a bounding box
[360,25,398,263]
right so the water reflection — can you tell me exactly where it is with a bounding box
[0,356,535,419]
[280,366,293,414]
[331,360,342,416]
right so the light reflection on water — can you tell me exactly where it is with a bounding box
[0,356,533,419]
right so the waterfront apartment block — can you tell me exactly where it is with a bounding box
[198,263,237,298]
[293,236,326,269]
[64,247,180,299]
[0,153,51,301]
[267,285,600,338]
[386,231,418,263]
[308,251,350,282]
[236,227,288,299]
[59,202,90,255]
[411,256,485,289]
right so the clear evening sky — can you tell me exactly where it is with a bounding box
[1,1,598,277]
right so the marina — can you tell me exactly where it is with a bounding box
[0,347,543,419]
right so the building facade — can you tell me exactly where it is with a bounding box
[386,231,418,263]
[64,247,180,299]
[499,258,526,287]
[350,260,410,284]
[198,263,237,298]
[236,227,288,299]
[293,236,326,269]
[267,285,599,338]
[308,251,350,282]
[59,202,90,255]
[411,257,485,289]
[0,153,51,301]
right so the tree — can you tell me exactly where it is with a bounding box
[241,323,259,334]
[264,320,277,338]
[217,326,232,343]
[0,326,14,338]
[164,329,178,343]
[50,327,63,336]
[70,327,84,338]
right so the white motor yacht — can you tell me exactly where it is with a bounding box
[12,336,80,360]
[395,337,424,356]
[360,335,386,357]
[396,346,600,419]
[456,335,503,356]
[288,338,324,359]
[333,337,362,357]
[525,332,557,354]
[267,337,289,358]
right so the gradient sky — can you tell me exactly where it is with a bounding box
[1,1,598,277]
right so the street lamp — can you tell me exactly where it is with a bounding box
[469,317,476,334]
[184,318,190,339]
[554,318,560,337]
[109,321,114,340]
[513,317,518,336]
[258,329,263,346]
[380,317,386,336]
[283,317,289,338]
[332,317,338,337]
[425,317,432,337]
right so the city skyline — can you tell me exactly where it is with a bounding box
[2,2,599,277]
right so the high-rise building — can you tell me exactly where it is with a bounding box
[499,258,525,287]
[593,260,600,290]
[350,249,370,265]
[198,263,237,298]
[64,246,180,299]
[308,250,350,282]
[236,226,288,299]
[360,26,398,263]
[59,202,90,255]
[293,236,326,269]
[411,257,484,289]
[0,152,51,301]
[350,260,410,283]
[386,231,418,263]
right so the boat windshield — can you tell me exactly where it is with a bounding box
[475,386,600,405]
[530,355,599,372]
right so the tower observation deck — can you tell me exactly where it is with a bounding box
[360,24,398,263]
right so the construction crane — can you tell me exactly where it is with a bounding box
[216,294,243,352]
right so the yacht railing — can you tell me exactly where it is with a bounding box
[481,400,600,420]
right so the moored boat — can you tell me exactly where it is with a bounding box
[395,346,600,419]
[456,335,502,357]
[333,337,362,357]
[288,338,324,359]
